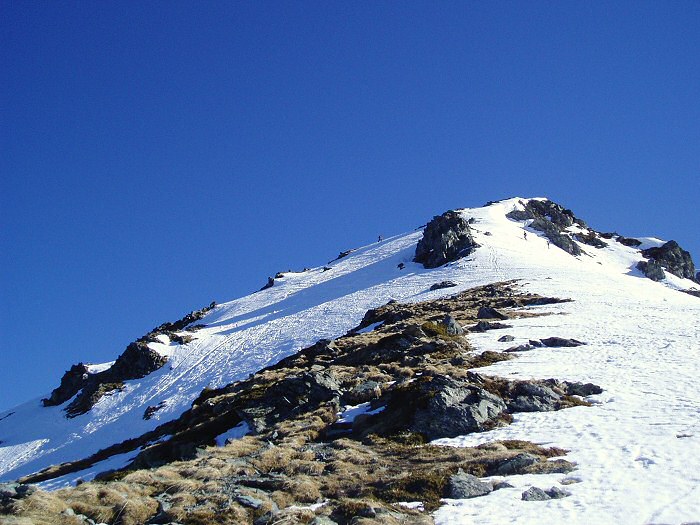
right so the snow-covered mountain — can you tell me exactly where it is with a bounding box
[1,197,699,524]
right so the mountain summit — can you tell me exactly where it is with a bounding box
[2,197,699,525]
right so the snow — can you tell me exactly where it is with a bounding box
[337,402,385,424]
[1,197,699,525]
[354,321,383,334]
[214,422,250,446]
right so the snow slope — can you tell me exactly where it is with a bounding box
[1,198,699,524]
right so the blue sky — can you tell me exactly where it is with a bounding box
[1,2,698,411]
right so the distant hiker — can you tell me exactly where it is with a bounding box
[524,231,528,240]
[547,240,551,248]
[378,235,383,242]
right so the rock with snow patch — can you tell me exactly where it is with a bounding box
[546,486,572,499]
[447,471,493,499]
[498,334,515,342]
[414,211,479,268]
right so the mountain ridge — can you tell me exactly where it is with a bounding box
[2,197,699,524]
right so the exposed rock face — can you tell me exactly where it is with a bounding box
[641,241,696,281]
[506,199,586,256]
[637,260,666,281]
[414,211,479,268]
[41,364,90,407]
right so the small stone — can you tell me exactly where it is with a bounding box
[521,486,551,501]
[498,335,515,342]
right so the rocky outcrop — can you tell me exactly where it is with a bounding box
[41,364,90,407]
[641,241,696,281]
[506,199,585,256]
[43,302,216,416]
[414,211,479,268]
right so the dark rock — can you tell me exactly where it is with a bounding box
[397,262,405,270]
[506,200,583,256]
[642,241,696,280]
[414,211,479,268]
[508,383,560,412]
[260,277,275,290]
[682,289,700,298]
[529,340,543,347]
[521,486,550,501]
[540,337,585,348]
[498,335,515,342]
[411,377,507,439]
[42,363,91,407]
[564,382,603,396]
[575,231,608,248]
[477,306,509,320]
[546,486,571,499]
[447,471,493,499]
[469,321,512,333]
[617,235,642,247]
[495,453,539,475]
[504,344,534,353]
[430,280,459,291]
[441,315,464,335]
[492,480,514,490]
[637,260,666,281]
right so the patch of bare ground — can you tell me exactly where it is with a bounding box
[5,281,596,525]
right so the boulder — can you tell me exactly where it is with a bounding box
[411,377,507,439]
[521,486,550,501]
[441,315,464,335]
[540,337,585,348]
[469,321,512,333]
[546,486,572,499]
[637,260,666,281]
[564,382,603,396]
[617,235,642,247]
[508,383,560,412]
[504,344,534,353]
[498,335,515,342]
[495,453,539,475]
[430,280,459,291]
[477,306,509,320]
[414,211,479,268]
[447,471,493,499]
[642,241,696,280]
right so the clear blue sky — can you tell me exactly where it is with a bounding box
[2,2,698,411]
